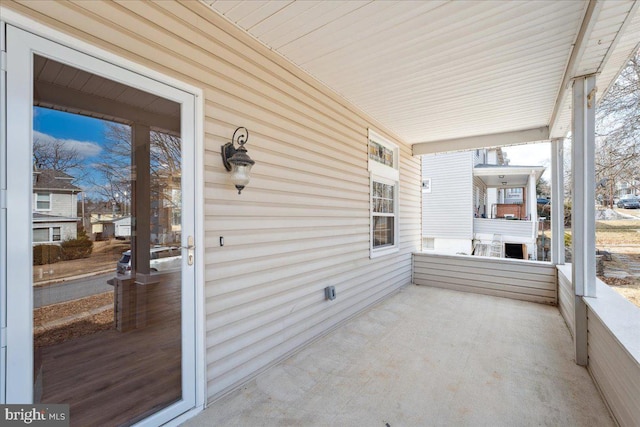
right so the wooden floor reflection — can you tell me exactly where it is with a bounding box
[38,272,182,427]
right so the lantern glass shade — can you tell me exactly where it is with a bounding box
[231,163,252,191]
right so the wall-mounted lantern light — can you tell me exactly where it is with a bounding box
[221,127,255,194]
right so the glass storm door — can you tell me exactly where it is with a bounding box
[4,25,196,426]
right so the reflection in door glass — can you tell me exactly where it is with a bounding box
[32,55,182,426]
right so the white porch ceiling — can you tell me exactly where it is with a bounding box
[204,0,639,152]
[33,55,181,133]
[474,165,545,188]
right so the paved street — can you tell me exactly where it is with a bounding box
[34,272,115,308]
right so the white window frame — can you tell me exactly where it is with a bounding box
[33,226,62,243]
[368,129,399,258]
[34,192,51,211]
[32,227,50,243]
[51,226,61,241]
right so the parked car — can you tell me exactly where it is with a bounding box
[117,246,181,274]
[617,197,640,209]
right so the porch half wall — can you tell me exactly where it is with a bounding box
[3,1,421,402]
[413,253,557,304]
[557,265,640,427]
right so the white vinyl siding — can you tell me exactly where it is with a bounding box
[422,151,473,239]
[587,293,640,427]
[588,313,640,427]
[2,0,421,403]
[52,191,77,218]
[557,265,575,337]
[413,253,557,304]
[473,219,536,241]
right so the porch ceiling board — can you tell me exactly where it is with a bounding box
[549,0,640,138]
[473,165,545,187]
[33,55,181,132]
[204,0,639,149]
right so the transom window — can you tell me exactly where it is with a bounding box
[369,140,394,168]
[368,129,399,258]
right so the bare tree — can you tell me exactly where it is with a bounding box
[90,123,132,203]
[595,48,640,207]
[91,123,181,215]
[33,137,84,172]
[536,177,550,198]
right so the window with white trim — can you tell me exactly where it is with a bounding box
[33,228,49,243]
[52,227,61,241]
[368,129,399,258]
[33,227,61,243]
[35,192,51,211]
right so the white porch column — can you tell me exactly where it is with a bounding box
[528,171,537,260]
[551,139,565,265]
[132,123,151,277]
[528,171,537,222]
[487,188,497,218]
[571,74,596,366]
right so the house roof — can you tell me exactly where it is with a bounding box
[204,0,640,154]
[33,212,78,222]
[33,169,82,191]
[91,215,131,225]
[474,164,546,188]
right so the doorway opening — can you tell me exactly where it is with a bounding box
[505,243,526,259]
[5,25,197,426]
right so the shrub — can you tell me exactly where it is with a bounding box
[564,201,572,227]
[61,231,93,260]
[33,244,62,265]
[564,232,572,247]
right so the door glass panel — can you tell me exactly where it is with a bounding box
[32,55,183,426]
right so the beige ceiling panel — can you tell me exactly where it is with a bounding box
[204,0,638,147]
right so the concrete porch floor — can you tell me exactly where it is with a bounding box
[184,285,613,426]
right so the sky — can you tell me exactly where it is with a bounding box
[502,142,552,181]
[33,107,109,197]
[34,107,106,143]
[35,106,555,194]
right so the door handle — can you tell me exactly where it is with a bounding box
[181,235,195,266]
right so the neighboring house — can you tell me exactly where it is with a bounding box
[91,214,131,240]
[151,173,181,245]
[615,179,639,200]
[32,169,80,244]
[422,148,544,259]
